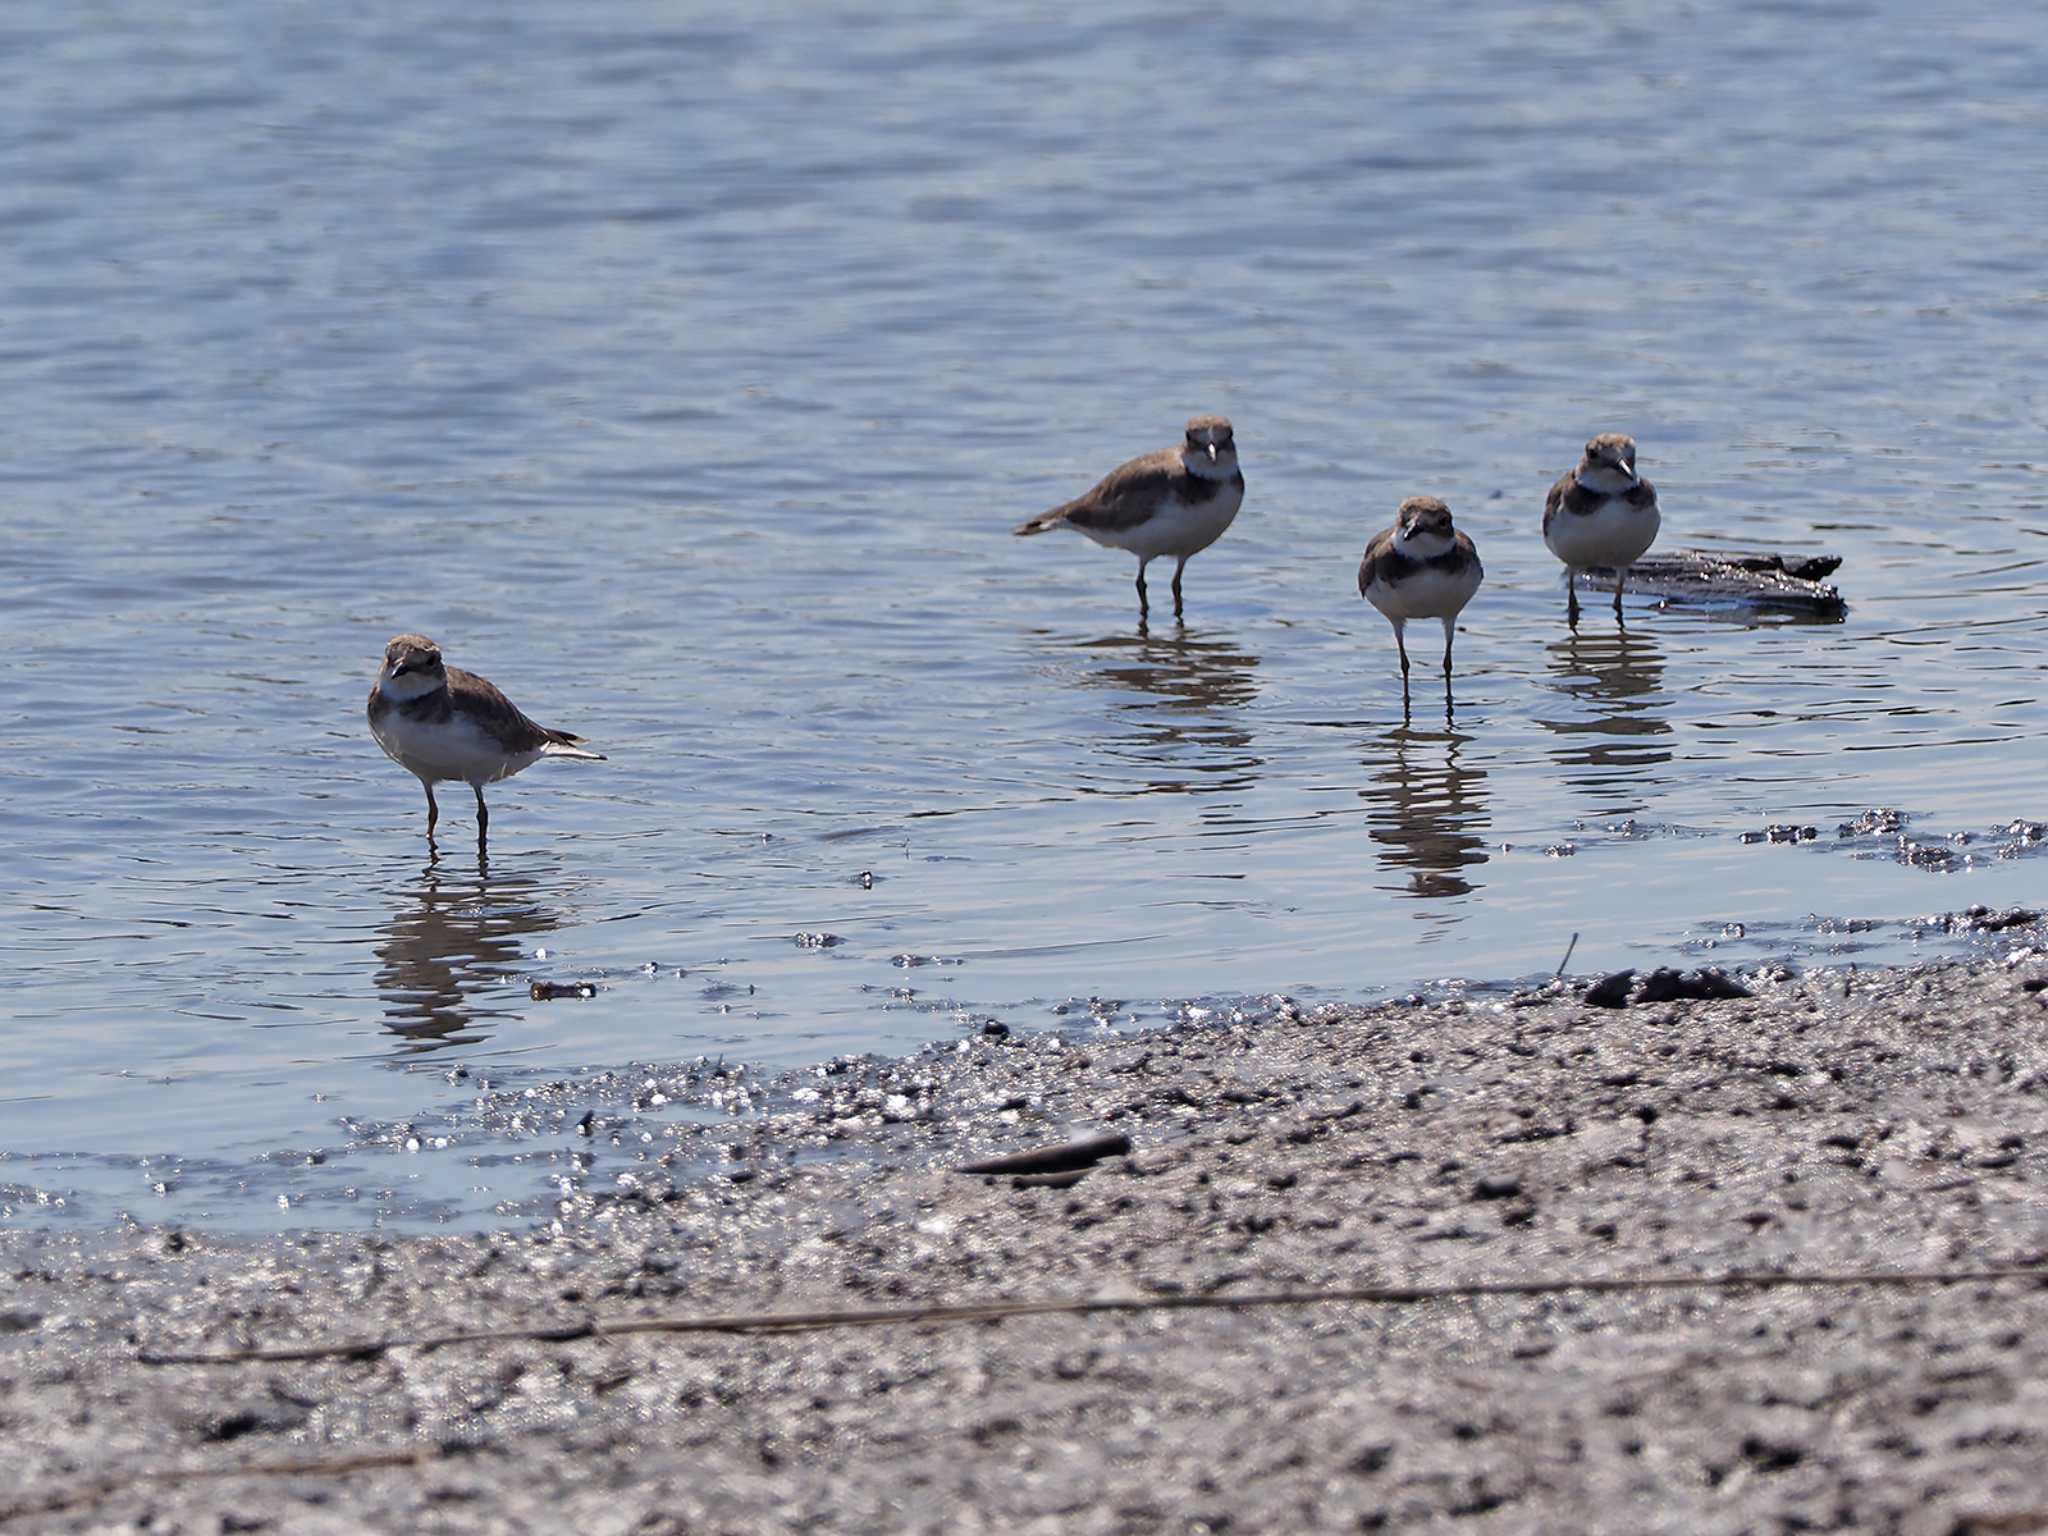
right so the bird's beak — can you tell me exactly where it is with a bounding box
[1204,443,1218,465]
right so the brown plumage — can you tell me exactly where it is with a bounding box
[365,666,588,757]
[1015,449,1241,538]
[1013,415,1245,621]
[1541,434,1663,626]
[1357,497,1485,683]
[1541,468,1658,538]
[1358,521,1482,596]
[367,633,605,844]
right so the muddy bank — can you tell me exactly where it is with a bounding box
[8,958,2048,1534]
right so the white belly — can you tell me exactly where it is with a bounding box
[1078,483,1244,560]
[372,708,540,786]
[1545,498,1660,569]
[1365,561,1483,622]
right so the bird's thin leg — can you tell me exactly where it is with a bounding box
[1134,558,1150,619]
[1613,567,1626,618]
[1440,616,1456,677]
[1171,557,1188,623]
[423,781,439,842]
[1566,570,1581,629]
[1393,619,1411,678]
[473,785,490,843]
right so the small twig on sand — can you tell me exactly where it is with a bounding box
[135,1262,2048,1369]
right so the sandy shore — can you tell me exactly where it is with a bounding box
[7,958,2048,1534]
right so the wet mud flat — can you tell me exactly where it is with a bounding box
[9,959,2048,1534]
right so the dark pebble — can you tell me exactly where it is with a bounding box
[1740,1435,1806,1471]
[1584,971,1636,1009]
[531,980,598,1001]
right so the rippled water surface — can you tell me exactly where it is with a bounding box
[6,1,2048,1226]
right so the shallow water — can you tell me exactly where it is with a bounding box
[5,0,2048,1227]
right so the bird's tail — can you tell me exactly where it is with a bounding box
[1012,507,1069,537]
[541,732,607,762]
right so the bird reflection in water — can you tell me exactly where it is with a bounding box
[1063,625,1262,797]
[1359,701,1490,900]
[1537,626,1674,814]
[372,848,561,1052]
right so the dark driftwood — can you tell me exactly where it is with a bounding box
[1585,967,1754,1008]
[1580,549,1846,617]
[958,1134,1132,1177]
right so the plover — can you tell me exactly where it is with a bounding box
[367,634,606,842]
[1359,496,1484,681]
[1013,414,1244,621]
[1543,433,1661,625]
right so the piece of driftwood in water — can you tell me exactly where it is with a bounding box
[1579,548,1847,617]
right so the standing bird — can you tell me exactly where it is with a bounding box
[1359,496,1484,683]
[1543,433,1661,626]
[1013,414,1244,623]
[367,634,606,844]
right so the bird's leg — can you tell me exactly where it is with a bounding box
[1566,570,1581,630]
[1134,558,1150,620]
[423,781,439,842]
[1440,616,1456,677]
[473,785,490,843]
[1394,618,1411,678]
[1171,557,1188,623]
[1613,567,1626,618]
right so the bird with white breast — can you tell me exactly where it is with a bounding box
[1543,433,1661,626]
[1358,496,1484,684]
[1014,414,1244,623]
[367,634,606,844]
